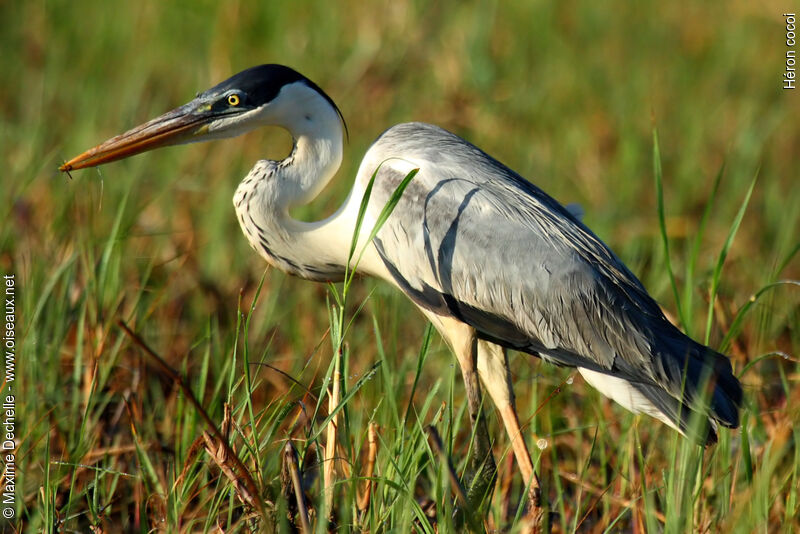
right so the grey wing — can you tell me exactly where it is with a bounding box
[372,168,653,375]
[365,123,740,434]
[366,123,658,376]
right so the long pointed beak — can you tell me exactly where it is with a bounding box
[59,102,211,172]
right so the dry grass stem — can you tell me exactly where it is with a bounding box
[284,441,311,534]
[323,348,342,520]
[357,422,379,512]
[118,320,267,520]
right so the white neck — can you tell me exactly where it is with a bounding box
[232,83,354,281]
[278,118,343,208]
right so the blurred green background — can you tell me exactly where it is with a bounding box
[2,0,798,531]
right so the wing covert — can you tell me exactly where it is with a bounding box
[362,123,668,385]
[356,121,740,439]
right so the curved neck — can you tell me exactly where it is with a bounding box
[276,108,344,209]
[234,89,354,281]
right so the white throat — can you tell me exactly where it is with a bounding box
[232,82,351,281]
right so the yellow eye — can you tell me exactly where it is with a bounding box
[227,94,240,106]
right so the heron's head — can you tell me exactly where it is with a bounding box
[59,64,345,171]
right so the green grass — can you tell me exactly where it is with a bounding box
[3,1,799,532]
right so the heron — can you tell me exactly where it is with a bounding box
[60,64,742,517]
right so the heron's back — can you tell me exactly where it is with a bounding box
[360,122,742,442]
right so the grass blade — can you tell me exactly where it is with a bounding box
[403,323,434,427]
[683,162,724,333]
[741,412,753,484]
[309,361,382,441]
[720,280,800,353]
[704,170,758,344]
[344,163,419,294]
[653,127,687,329]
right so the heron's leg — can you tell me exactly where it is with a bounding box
[477,340,544,512]
[435,316,497,503]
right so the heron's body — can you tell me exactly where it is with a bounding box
[60,64,742,513]
[233,110,740,440]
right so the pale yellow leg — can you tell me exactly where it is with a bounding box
[424,314,496,498]
[423,312,545,526]
[477,340,543,509]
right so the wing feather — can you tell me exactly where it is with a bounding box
[360,122,741,437]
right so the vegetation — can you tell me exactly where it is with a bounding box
[2,1,798,532]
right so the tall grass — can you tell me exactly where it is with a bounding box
[2,1,798,532]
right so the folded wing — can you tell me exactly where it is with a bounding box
[364,122,741,442]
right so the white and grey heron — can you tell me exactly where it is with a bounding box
[60,64,742,515]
